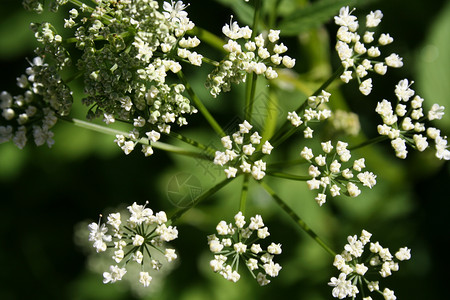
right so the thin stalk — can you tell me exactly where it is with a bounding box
[244,0,262,123]
[167,131,216,157]
[239,174,250,214]
[251,0,262,39]
[268,0,282,29]
[244,73,258,122]
[259,181,336,256]
[177,71,226,137]
[60,117,206,159]
[169,177,235,223]
[266,172,310,181]
[268,158,308,168]
[348,135,389,151]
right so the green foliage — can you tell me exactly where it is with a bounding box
[417,0,450,129]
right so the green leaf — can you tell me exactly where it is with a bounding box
[277,0,361,36]
[416,1,450,129]
[213,0,254,25]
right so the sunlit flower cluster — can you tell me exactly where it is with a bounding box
[88,202,178,287]
[334,6,403,95]
[213,120,273,180]
[301,140,377,206]
[69,0,199,155]
[208,212,282,286]
[287,90,332,138]
[206,17,295,97]
[376,79,449,160]
[0,56,72,149]
[329,229,411,299]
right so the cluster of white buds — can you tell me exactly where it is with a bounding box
[301,140,377,206]
[334,6,403,95]
[88,202,178,287]
[0,56,72,149]
[287,90,332,138]
[329,229,411,299]
[208,212,282,286]
[376,79,449,160]
[213,120,273,180]
[206,17,295,97]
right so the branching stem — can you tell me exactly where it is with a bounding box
[260,181,336,256]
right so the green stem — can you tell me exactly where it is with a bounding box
[169,177,235,223]
[188,27,226,54]
[268,0,282,29]
[251,0,262,39]
[167,131,216,157]
[348,135,389,151]
[244,73,258,122]
[177,71,226,137]
[259,181,336,257]
[243,0,262,123]
[271,126,298,149]
[239,174,250,214]
[266,171,310,181]
[60,117,206,159]
[268,158,308,168]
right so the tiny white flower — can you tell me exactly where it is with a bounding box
[224,167,238,178]
[133,234,145,246]
[165,248,177,262]
[359,78,373,95]
[139,271,152,287]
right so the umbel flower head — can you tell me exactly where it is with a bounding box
[24,1,200,156]
[334,6,403,95]
[76,0,200,155]
[88,202,178,287]
[206,17,295,97]
[208,212,282,286]
[213,120,274,180]
[376,79,449,160]
[328,229,411,299]
[301,140,377,206]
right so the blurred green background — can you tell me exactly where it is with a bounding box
[1,0,449,299]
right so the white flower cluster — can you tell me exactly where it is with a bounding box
[206,17,295,97]
[70,0,198,155]
[300,140,376,206]
[329,229,411,299]
[287,90,332,138]
[0,57,72,149]
[329,109,361,137]
[334,7,403,95]
[208,212,282,286]
[376,79,449,160]
[88,202,178,287]
[213,120,273,180]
